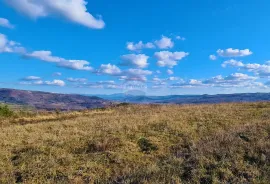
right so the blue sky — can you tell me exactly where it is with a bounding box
[0,0,270,95]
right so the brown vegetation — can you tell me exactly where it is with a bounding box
[0,102,270,183]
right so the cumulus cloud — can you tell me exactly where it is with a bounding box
[120,54,149,68]
[58,60,92,71]
[74,80,121,90]
[155,51,189,68]
[222,59,244,68]
[170,79,203,88]
[96,64,122,75]
[44,80,65,86]
[4,0,105,29]
[0,34,25,53]
[25,50,93,71]
[209,55,217,61]
[222,60,270,77]
[126,41,155,51]
[0,34,92,71]
[152,76,180,85]
[96,63,152,82]
[20,79,65,86]
[155,36,174,49]
[0,18,15,29]
[121,69,152,82]
[26,50,63,62]
[170,73,263,89]
[217,48,252,57]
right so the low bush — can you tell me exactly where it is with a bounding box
[137,137,158,153]
[0,104,14,117]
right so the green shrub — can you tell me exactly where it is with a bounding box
[137,137,158,153]
[0,105,14,117]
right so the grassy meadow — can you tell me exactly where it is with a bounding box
[0,102,270,183]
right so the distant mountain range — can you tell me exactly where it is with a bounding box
[96,93,270,104]
[0,88,269,111]
[0,88,113,110]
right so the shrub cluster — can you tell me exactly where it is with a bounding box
[0,104,14,117]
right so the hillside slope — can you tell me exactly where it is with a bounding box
[98,93,270,104]
[0,88,112,110]
[0,102,269,183]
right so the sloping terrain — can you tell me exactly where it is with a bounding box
[0,102,269,183]
[98,93,270,104]
[0,88,112,110]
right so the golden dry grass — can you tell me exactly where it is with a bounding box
[0,102,270,183]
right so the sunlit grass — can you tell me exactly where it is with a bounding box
[0,102,269,183]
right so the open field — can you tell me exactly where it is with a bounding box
[0,102,270,183]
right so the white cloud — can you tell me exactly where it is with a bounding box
[52,72,62,76]
[44,80,65,86]
[224,73,257,81]
[217,48,252,57]
[170,73,262,89]
[122,69,153,82]
[222,60,270,77]
[23,76,41,80]
[58,60,92,71]
[105,84,123,89]
[20,79,65,86]
[97,64,122,75]
[155,36,174,49]
[124,68,152,76]
[222,59,244,68]
[0,34,92,71]
[152,76,180,85]
[4,0,105,29]
[0,34,25,53]
[97,81,115,85]
[26,50,63,62]
[167,69,173,75]
[203,73,260,88]
[67,78,87,82]
[156,70,161,74]
[170,79,203,88]
[120,54,149,68]
[176,35,185,40]
[0,34,9,52]
[209,55,217,61]
[33,80,44,85]
[96,63,152,82]
[155,51,189,68]
[0,18,15,29]
[26,50,93,71]
[168,77,179,81]
[126,41,155,51]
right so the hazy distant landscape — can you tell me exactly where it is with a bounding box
[1,88,270,110]
[97,92,270,104]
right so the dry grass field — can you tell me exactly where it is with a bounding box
[0,102,270,183]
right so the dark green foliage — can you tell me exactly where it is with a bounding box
[0,104,14,117]
[137,137,158,153]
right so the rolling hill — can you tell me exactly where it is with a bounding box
[0,88,112,110]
